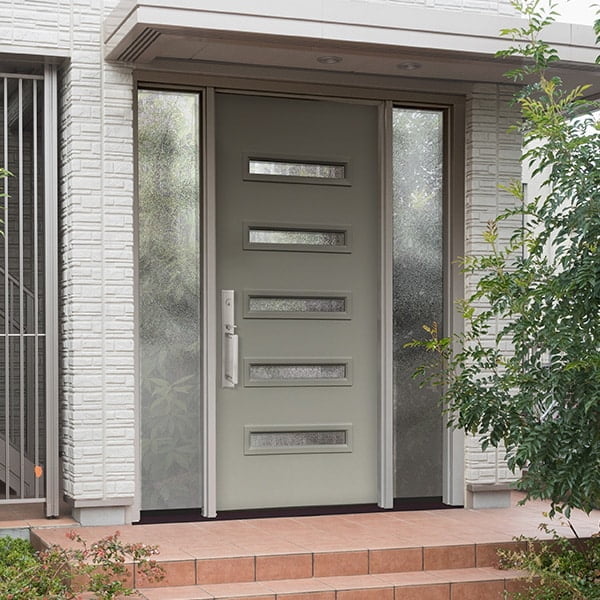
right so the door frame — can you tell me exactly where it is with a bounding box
[134,73,466,518]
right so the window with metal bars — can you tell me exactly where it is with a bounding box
[0,70,58,514]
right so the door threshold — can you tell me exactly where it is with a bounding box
[137,497,457,524]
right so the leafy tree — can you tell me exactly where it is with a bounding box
[408,0,600,517]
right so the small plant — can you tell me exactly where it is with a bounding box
[64,529,165,599]
[0,531,164,599]
[500,524,600,599]
[0,536,66,599]
[0,535,71,599]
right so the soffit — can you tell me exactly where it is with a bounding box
[104,0,599,94]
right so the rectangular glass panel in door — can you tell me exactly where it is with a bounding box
[247,159,346,180]
[137,90,202,510]
[392,107,444,499]
[216,93,379,510]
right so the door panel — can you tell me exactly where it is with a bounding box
[215,94,379,510]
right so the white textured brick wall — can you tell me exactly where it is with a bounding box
[57,0,135,506]
[464,83,522,486]
[0,0,71,54]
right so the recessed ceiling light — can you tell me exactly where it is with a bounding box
[397,62,421,71]
[317,55,343,64]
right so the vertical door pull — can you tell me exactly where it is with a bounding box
[222,290,239,388]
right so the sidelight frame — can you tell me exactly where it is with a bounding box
[134,72,465,515]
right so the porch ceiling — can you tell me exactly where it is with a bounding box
[105,0,599,95]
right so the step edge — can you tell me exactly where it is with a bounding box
[136,566,528,595]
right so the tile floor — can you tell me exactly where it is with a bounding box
[26,492,598,594]
[29,493,599,551]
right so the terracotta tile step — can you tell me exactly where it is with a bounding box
[128,541,521,588]
[32,526,524,589]
[137,567,529,599]
[31,499,600,591]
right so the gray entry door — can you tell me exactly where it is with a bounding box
[215,93,380,510]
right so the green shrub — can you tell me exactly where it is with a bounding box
[0,535,37,564]
[0,535,70,599]
[501,526,600,599]
[0,531,164,599]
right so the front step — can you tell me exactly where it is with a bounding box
[119,541,523,589]
[137,568,529,599]
[33,500,599,598]
[33,528,531,598]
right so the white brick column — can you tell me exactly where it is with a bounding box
[463,83,523,507]
[59,0,136,526]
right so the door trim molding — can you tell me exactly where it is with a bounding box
[202,87,218,518]
[44,64,60,518]
[378,101,394,509]
[443,102,466,506]
[135,68,468,105]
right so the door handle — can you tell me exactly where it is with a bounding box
[222,290,239,388]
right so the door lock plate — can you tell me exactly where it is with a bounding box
[222,290,239,388]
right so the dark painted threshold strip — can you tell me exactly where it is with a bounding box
[136,497,460,525]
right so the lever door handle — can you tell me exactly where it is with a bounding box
[222,290,238,388]
[226,332,239,386]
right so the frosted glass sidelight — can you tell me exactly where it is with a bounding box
[249,364,346,380]
[248,296,346,314]
[392,108,444,499]
[250,430,347,448]
[138,90,202,511]
[248,228,346,247]
[248,159,345,179]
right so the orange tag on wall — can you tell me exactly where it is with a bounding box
[34,465,43,479]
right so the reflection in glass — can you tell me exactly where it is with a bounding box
[392,108,444,499]
[248,159,345,179]
[250,430,347,448]
[248,228,346,247]
[138,90,202,510]
[249,363,346,381]
[248,296,346,314]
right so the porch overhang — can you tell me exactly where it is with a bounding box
[105,0,599,94]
